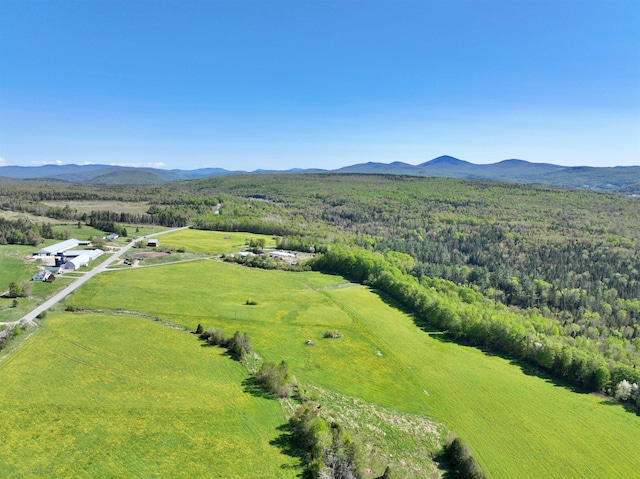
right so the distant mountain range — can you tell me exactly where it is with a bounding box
[1,156,638,192]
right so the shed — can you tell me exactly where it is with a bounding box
[147,239,160,247]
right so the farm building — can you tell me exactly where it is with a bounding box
[147,239,160,247]
[32,269,55,282]
[106,233,119,240]
[32,239,80,256]
[63,249,104,260]
[269,251,296,259]
[63,254,90,270]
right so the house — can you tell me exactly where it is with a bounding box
[63,253,90,270]
[106,233,119,240]
[32,269,54,282]
[147,239,160,247]
[33,239,80,256]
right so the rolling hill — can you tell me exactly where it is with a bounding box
[1,157,638,190]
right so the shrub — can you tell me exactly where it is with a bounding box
[256,360,296,398]
[7,282,25,298]
[445,436,488,479]
[227,331,252,360]
[290,402,365,479]
[200,327,226,346]
[245,299,258,305]
[36,310,47,319]
[323,330,343,339]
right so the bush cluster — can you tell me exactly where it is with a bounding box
[255,360,296,398]
[7,282,29,298]
[225,252,311,272]
[199,327,252,361]
[290,402,365,479]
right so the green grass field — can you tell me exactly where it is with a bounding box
[65,260,640,478]
[0,313,300,478]
[158,229,277,255]
[50,224,108,241]
[0,244,36,292]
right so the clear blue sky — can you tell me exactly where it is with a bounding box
[1,0,638,170]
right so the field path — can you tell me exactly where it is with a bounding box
[15,226,191,326]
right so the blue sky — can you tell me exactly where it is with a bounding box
[1,0,638,170]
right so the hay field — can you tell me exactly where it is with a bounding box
[0,313,300,478]
[65,260,640,478]
[158,228,277,254]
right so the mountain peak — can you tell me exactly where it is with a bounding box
[418,156,470,167]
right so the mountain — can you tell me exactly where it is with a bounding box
[171,167,241,179]
[1,158,638,191]
[418,155,473,167]
[336,161,419,175]
[89,169,178,185]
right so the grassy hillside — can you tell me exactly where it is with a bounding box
[66,260,640,478]
[0,313,300,478]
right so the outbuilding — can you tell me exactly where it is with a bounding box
[147,239,160,247]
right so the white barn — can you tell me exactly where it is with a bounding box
[33,239,81,256]
[63,254,90,270]
[64,249,104,260]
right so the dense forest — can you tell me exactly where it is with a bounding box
[1,174,639,395]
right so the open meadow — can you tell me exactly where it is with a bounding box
[157,228,277,254]
[65,258,640,479]
[0,313,301,478]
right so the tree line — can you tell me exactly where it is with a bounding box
[310,245,639,393]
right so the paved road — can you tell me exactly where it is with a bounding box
[17,226,191,325]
